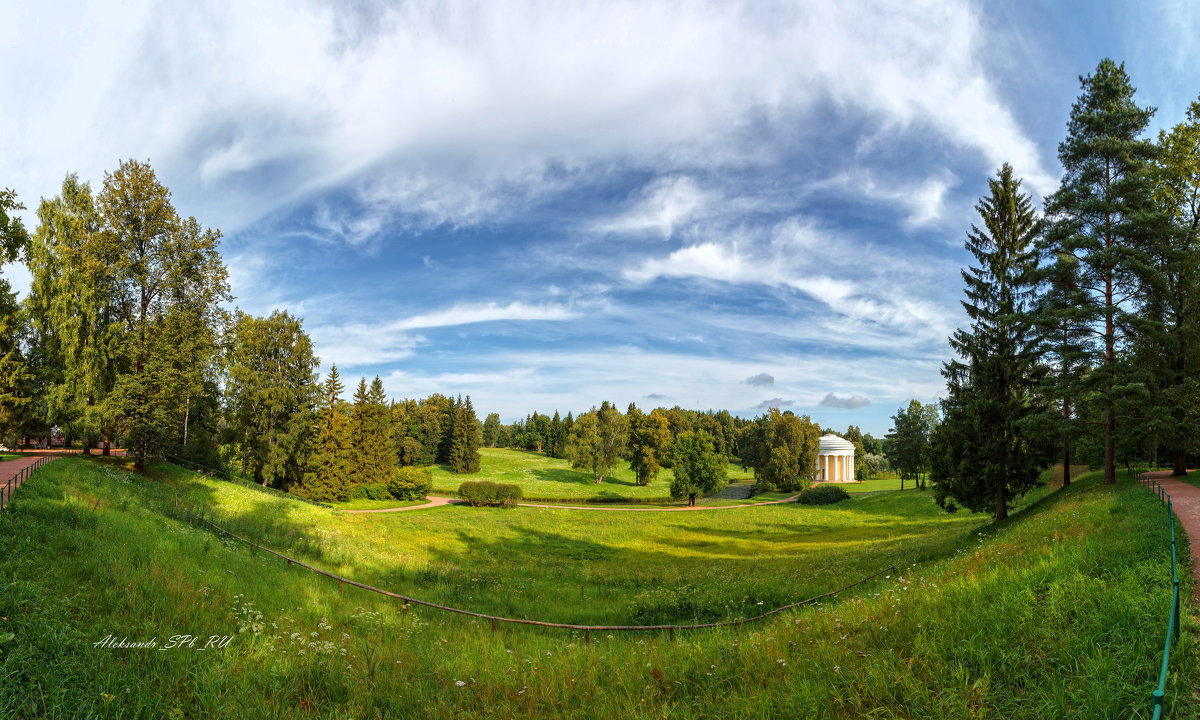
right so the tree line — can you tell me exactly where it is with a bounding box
[895,59,1200,520]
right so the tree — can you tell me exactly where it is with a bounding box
[0,188,30,444]
[348,377,394,486]
[668,430,727,506]
[448,395,482,473]
[565,403,628,483]
[930,164,1045,520]
[224,311,319,488]
[1042,59,1164,484]
[626,404,671,486]
[844,425,867,480]
[740,408,821,491]
[85,160,230,468]
[296,366,352,502]
[886,400,938,490]
[1142,97,1200,475]
[481,412,502,447]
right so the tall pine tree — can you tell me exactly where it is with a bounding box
[297,366,351,502]
[448,395,482,473]
[931,164,1044,520]
[1043,59,1163,484]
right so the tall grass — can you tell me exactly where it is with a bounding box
[0,457,1193,718]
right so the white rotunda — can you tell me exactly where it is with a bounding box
[817,434,856,483]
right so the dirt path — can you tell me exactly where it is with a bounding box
[1139,470,1200,602]
[0,451,68,509]
[342,492,800,513]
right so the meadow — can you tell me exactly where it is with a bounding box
[419,447,906,502]
[0,456,1194,718]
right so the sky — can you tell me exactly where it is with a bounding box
[2,0,1198,436]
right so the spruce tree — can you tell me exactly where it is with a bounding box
[931,164,1044,520]
[298,366,351,502]
[1043,59,1163,484]
[448,395,482,473]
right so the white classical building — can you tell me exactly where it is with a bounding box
[817,434,857,483]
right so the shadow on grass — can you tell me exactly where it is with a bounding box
[529,468,638,488]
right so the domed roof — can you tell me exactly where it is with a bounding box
[818,434,856,453]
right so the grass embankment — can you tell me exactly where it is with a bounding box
[427,447,753,501]
[0,457,1194,718]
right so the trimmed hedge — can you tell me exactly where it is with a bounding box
[796,485,851,505]
[458,480,523,508]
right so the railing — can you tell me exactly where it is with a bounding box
[1137,473,1182,720]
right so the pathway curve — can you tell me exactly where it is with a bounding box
[0,451,69,509]
[1139,470,1200,602]
[342,492,800,513]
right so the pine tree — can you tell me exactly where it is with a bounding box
[448,395,482,473]
[1043,59,1164,484]
[297,366,351,501]
[931,164,1044,520]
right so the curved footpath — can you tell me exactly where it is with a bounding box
[342,492,800,514]
[1140,470,1200,603]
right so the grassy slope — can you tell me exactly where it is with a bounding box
[428,447,754,500]
[0,458,1195,719]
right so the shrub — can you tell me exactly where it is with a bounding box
[348,482,393,501]
[796,485,850,505]
[389,466,432,501]
[458,480,522,508]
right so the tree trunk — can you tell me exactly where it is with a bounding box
[1173,449,1188,477]
[1103,407,1115,484]
[995,482,1008,521]
[688,492,696,507]
[102,428,111,456]
[1062,439,1071,487]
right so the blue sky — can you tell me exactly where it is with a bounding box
[2,0,1198,435]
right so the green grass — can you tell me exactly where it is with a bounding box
[0,452,22,461]
[330,497,431,511]
[0,457,1194,719]
[428,447,754,501]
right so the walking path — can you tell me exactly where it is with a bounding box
[0,451,69,509]
[1139,470,1200,602]
[342,492,800,513]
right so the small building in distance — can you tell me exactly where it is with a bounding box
[817,434,856,483]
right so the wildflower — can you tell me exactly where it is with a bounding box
[455,680,466,687]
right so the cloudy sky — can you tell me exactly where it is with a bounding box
[2,0,1197,435]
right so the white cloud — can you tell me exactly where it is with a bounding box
[0,0,1050,236]
[390,301,577,331]
[596,175,710,238]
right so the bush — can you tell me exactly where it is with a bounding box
[348,482,393,501]
[389,466,432,501]
[796,485,850,505]
[458,480,522,508]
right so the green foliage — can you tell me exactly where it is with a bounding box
[348,376,394,486]
[447,396,482,474]
[481,412,502,447]
[564,403,628,483]
[295,366,352,502]
[796,485,850,505]
[627,405,670,486]
[0,188,30,444]
[739,408,821,491]
[1042,59,1166,483]
[224,310,318,489]
[886,400,938,489]
[932,164,1045,520]
[457,479,522,507]
[389,465,432,501]
[667,430,727,503]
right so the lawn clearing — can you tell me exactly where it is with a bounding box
[428,447,754,501]
[0,457,1194,719]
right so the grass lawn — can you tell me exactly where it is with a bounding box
[428,447,755,501]
[330,497,431,511]
[0,456,1194,718]
[0,452,22,461]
